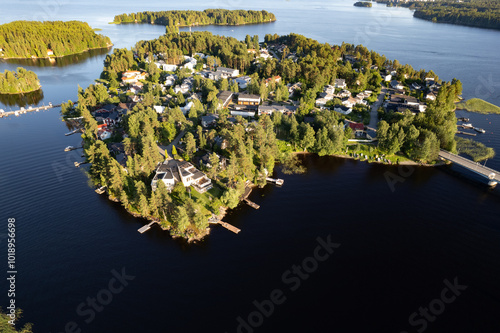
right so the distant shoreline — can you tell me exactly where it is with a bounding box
[111,20,276,27]
[0,84,41,95]
[0,44,113,61]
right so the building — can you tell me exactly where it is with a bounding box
[151,163,176,192]
[264,76,281,87]
[334,79,347,89]
[426,92,436,101]
[155,61,178,72]
[390,80,404,90]
[237,94,261,106]
[208,67,239,80]
[121,71,148,84]
[334,105,352,115]
[235,76,252,89]
[231,110,256,118]
[348,122,365,136]
[258,104,297,116]
[177,161,213,193]
[201,115,218,128]
[217,91,234,108]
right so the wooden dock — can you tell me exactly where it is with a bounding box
[0,103,60,118]
[138,221,158,234]
[243,198,260,209]
[456,131,476,136]
[266,177,284,186]
[65,128,83,136]
[208,219,241,234]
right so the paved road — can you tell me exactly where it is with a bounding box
[439,150,500,182]
[368,87,387,131]
[158,130,185,159]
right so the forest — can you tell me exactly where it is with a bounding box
[0,21,112,59]
[74,31,462,239]
[407,0,500,30]
[112,9,276,27]
[0,68,40,94]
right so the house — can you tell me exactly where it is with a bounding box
[214,136,229,150]
[177,161,213,193]
[315,98,330,107]
[164,75,176,86]
[334,79,347,89]
[151,163,176,192]
[334,105,352,115]
[201,115,218,128]
[121,71,148,84]
[348,122,365,136]
[258,104,297,116]
[390,80,404,90]
[288,82,302,95]
[237,94,261,106]
[383,74,392,82]
[231,110,256,118]
[264,76,281,87]
[180,101,194,114]
[208,67,239,80]
[154,106,166,114]
[217,91,234,108]
[338,89,351,98]
[98,127,112,140]
[411,83,422,90]
[426,92,436,101]
[342,97,358,108]
[155,61,178,72]
[247,49,257,54]
[235,76,252,89]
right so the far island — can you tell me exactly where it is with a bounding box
[0,21,112,59]
[112,9,277,29]
[354,2,373,8]
[0,68,40,94]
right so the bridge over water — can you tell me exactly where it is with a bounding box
[439,150,499,186]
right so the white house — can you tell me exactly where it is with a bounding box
[334,79,347,89]
[334,105,352,115]
[154,105,166,114]
[235,76,252,89]
[180,101,194,114]
[383,74,392,82]
[155,61,178,72]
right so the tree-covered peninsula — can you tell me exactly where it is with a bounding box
[112,9,276,27]
[0,21,112,59]
[71,29,465,240]
[354,2,373,8]
[0,68,40,94]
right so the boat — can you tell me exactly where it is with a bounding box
[64,146,75,152]
[474,127,486,133]
[458,117,469,122]
[462,123,473,128]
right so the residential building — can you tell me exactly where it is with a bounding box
[237,94,261,106]
[217,91,234,108]
[334,79,347,89]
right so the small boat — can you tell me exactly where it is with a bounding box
[458,117,469,122]
[462,123,473,128]
[95,186,106,194]
[474,127,486,133]
[64,146,75,152]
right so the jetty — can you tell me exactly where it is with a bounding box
[95,186,106,194]
[439,149,500,186]
[0,102,59,118]
[65,128,82,136]
[456,131,476,136]
[138,221,159,234]
[266,177,284,186]
[241,184,260,209]
[208,220,241,234]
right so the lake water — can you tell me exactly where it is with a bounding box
[1,1,500,332]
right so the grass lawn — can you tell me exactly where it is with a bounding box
[456,98,500,114]
[344,143,413,163]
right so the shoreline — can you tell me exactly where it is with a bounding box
[0,45,113,61]
[111,20,276,27]
[0,84,42,95]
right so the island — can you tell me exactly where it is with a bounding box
[0,68,40,94]
[112,9,277,28]
[67,28,493,241]
[375,0,500,30]
[0,21,112,59]
[354,2,373,8]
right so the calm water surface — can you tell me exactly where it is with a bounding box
[1,1,500,332]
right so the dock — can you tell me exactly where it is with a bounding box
[266,177,284,186]
[138,221,158,234]
[208,220,241,234]
[0,103,59,118]
[95,186,106,194]
[456,131,476,136]
[243,198,260,209]
[65,128,82,136]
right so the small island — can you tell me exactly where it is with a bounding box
[0,68,40,94]
[0,21,112,59]
[112,9,277,27]
[354,2,373,8]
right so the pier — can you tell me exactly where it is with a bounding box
[266,177,284,186]
[65,128,83,136]
[0,103,60,118]
[439,149,499,186]
[456,131,476,136]
[243,198,260,209]
[241,184,260,209]
[208,220,241,234]
[138,221,159,234]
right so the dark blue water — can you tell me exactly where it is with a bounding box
[1,1,500,332]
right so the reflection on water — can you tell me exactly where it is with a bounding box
[0,47,111,68]
[0,88,44,107]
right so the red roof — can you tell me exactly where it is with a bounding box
[349,122,364,131]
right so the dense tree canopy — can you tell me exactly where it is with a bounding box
[0,68,40,94]
[0,21,111,59]
[113,9,276,26]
